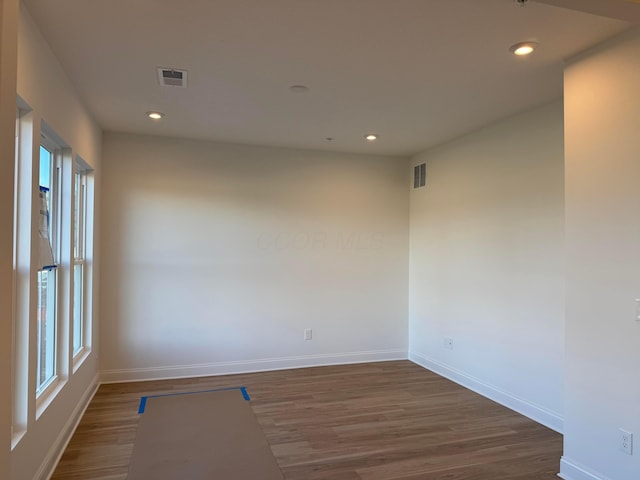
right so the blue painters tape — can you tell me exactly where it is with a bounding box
[240,386,250,401]
[137,386,250,414]
[138,396,147,414]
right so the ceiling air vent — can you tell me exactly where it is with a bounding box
[157,67,188,88]
[413,163,426,189]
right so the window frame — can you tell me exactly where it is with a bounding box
[12,100,95,441]
[11,104,36,447]
[11,108,20,439]
[35,139,62,400]
[72,164,89,359]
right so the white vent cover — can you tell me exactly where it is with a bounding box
[413,163,426,189]
[157,68,188,88]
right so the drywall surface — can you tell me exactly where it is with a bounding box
[100,133,409,381]
[408,101,565,432]
[561,27,640,480]
[11,6,101,480]
[17,5,100,165]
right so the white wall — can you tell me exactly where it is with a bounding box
[17,7,100,164]
[100,133,409,381]
[561,28,640,480]
[10,6,102,480]
[0,1,19,479]
[408,101,565,432]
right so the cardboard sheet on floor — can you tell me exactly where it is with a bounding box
[127,389,284,480]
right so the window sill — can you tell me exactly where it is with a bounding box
[72,347,91,373]
[36,376,66,420]
[11,429,26,451]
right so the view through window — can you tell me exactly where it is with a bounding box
[37,145,57,393]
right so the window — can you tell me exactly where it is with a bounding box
[36,145,59,394]
[12,103,95,438]
[73,163,89,356]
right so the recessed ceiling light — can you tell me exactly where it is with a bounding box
[510,42,538,56]
[146,111,165,120]
[289,85,309,94]
[364,134,379,141]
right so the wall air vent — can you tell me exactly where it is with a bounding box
[157,67,188,88]
[413,162,426,189]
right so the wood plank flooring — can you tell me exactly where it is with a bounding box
[51,361,562,479]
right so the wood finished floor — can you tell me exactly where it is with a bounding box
[51,361,562,480]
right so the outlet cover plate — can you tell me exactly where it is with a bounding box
[620,429,633,455]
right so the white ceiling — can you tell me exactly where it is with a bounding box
[23,0,630,156]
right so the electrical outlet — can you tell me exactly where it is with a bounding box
[635,299,640,322]
[304,328,312,341]
[620,429,633,455]
[444,337,453,350]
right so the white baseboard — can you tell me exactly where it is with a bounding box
[37,373,100,480]
[409,350,564,434]
[101,349,408,383]
[559,457,612,480]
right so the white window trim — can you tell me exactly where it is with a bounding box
[35,142,58,397]
[13,103,93,442]
[11,108,21,443]
[72,161,92,366]
[11,104,35,449]
[35,133,67,403]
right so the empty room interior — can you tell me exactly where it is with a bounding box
[1,0,640,479]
